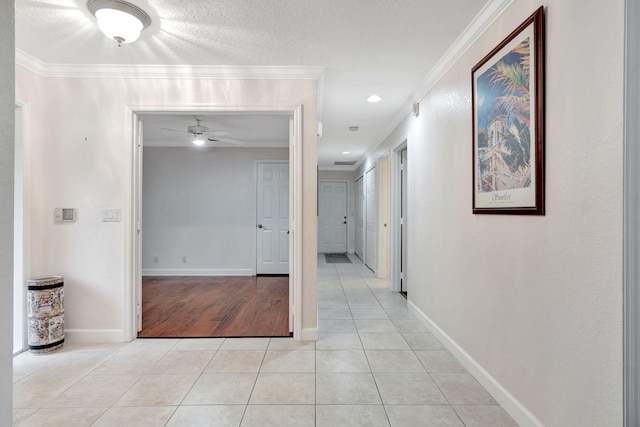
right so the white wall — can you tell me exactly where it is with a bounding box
[0,1,14,423]
[142,146,288,275]
[15,72,318,342]
[318,170,357,253]
[358,1,624,426]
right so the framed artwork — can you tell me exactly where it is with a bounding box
[472,7,545,215]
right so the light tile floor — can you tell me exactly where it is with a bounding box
[13,254,518,426]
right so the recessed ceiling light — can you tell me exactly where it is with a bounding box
[366,95,382,103]
[342,151,350,155]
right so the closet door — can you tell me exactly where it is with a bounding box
[365,167,377,272]
[354,177,364,259]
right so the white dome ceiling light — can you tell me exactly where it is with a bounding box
[87,0,151,47]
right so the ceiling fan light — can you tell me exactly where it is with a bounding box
[88,0,151,46]
[192,136,206,146]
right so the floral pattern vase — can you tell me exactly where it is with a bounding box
[27,276,64,354]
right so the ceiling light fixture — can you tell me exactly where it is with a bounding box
[342,151,351,155]
[192,135,206,146]
[87,0,151,47]
[366,95,382,103]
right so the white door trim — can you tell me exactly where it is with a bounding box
[126,104,304,341]
[389,140,407,293]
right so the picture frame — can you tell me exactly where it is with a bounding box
[472,7,545,215]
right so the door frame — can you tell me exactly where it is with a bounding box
[126,104,304,341]
[13,101,31,354]
[317,179,349,254]
[389,140,407,293]
[624,0,640,423]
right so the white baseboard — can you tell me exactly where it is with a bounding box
[142,268,255,276]
[300,328,318,342]
[407,301,544,427]
[64,329,126,343]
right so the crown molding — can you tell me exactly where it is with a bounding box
[15,49,325,80]
[410,0,515,105]
[376,0,516,150]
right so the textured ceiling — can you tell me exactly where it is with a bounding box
[15,0,490,169]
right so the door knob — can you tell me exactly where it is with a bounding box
[257,224,263,228]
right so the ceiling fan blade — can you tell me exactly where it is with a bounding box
[206,130,231,137]
[158,127,183,133]
[151,135,192,141]
[208,136,245,146]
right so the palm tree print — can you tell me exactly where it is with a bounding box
[477,37,532,192]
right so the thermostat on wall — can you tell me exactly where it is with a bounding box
[54,208,76,222]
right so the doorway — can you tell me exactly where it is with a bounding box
[624,0,640,422]
[400,147,408,296]
[130,108,303,340]
[318,180,348,253]
[389,142,408,295]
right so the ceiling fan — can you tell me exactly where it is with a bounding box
[159,116,245,146]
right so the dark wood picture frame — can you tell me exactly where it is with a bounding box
[472,7,545,215]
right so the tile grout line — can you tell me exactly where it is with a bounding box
[337,254,393,426]
[351,256,394,427]
[238,337,271,425]
[164,338,226,425]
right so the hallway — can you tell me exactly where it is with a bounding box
[12,255,516,426]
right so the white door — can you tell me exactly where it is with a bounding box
[365,167,377,271]
[257,162,289,274]
[378,155,389,280]
[355,177,364,259]
[400,148,408,294]
[318,181,348,253]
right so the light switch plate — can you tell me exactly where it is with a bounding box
[102,208,121,222]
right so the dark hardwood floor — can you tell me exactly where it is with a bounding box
[138,276,290,338]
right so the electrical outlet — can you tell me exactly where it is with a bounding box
[182,256,187,263]
[153,255,159,263]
